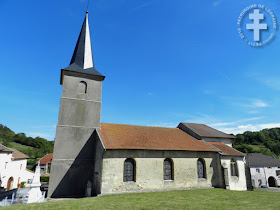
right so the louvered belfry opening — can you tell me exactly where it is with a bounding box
[164,158,174,180]
[123,158,135,182]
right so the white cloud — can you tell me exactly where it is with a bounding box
[31,125,56,129]
[232,99,269,108]
[210,116,264,127]
[248,110,259,114]
[27,132,54,140]
[213,0,223,7]
[216,123,280,135]
[130,2,152,12]
[252,100,269,108]
[147,122,178,128]
[253,76,280,91]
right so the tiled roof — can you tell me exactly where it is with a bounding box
[207,142,244,156]
[40,153,53,164]
[0,144,13,153]
[246,153,280,167]
[11,148,29,160]
[98,123,217,152]
[178,123,235,139]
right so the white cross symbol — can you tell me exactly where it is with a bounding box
[246,9,267,41]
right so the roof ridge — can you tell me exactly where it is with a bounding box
[180,122,235,139]
[101,122,178,129]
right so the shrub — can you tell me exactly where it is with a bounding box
[40,176,50,182]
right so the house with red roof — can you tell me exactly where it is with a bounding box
[0,144,34,191]
[39,153,53,175]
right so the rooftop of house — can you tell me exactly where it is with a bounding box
[0,144,13,153]
[207,142,244,156]
[11,148,29,160]
[178,122,235,140]
[0,144,29,159]
[246,153,280,167]
[98,123,218,152]
[40,153,53,164]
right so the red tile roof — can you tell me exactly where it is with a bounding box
[40,153,53,164]
[11,148,29,160]
[98,123,217,152]
[207,142,244,156]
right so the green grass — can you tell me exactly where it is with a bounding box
[8,142,33,154]
[248,144,266,149]
[4,189,280,210]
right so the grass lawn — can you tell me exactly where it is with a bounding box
[4,189,280,210]
[8,142,33,154]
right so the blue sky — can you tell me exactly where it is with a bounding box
[1,0,280,140]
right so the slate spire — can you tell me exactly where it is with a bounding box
[62,11,104,80]
[70,11,93,69]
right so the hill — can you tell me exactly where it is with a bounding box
[233,127,280,159]
[0,124,54,169]
[1,123,280,168]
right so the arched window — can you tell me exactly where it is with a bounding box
[78,81,87,94]
[197,158,206,179]
[123,158,135,182]
[163,158,174,180]
[230,159,239,177]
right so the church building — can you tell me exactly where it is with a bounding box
[48,12,247,198]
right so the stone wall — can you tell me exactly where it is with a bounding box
[100,150,223,194]
[48,72,103,198]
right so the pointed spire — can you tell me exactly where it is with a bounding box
[70,11,94,69]
[62,11,104,81]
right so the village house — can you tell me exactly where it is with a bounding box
[246,153,280,188]
[48,11,247,198]
[39,153,53,175]
[0,144,34,191]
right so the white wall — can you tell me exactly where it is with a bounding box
[250,166,280,187]
[203,138,233,147]
[220,156,247,191]
[0,152,34,190]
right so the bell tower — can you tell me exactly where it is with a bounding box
[48,11,105,198]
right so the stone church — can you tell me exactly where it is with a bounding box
[48,12,247,198]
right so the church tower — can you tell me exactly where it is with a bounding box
[48,11,105,198]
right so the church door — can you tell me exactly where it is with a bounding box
[7,177,13,191]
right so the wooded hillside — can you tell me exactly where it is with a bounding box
[233,127,280,158]
[0,124,54,169]
[1,123,280,168]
